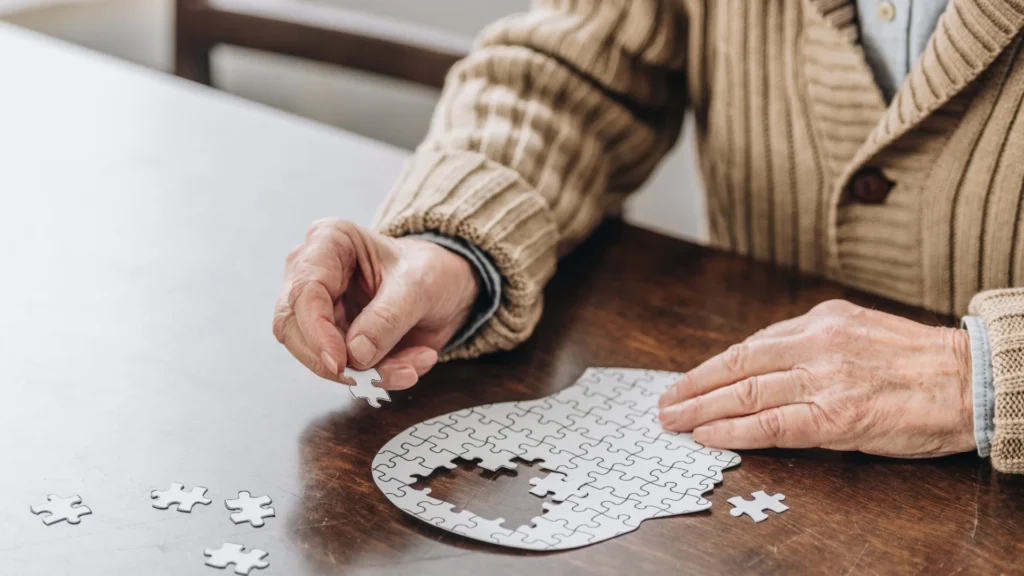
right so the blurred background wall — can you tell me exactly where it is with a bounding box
[3,0,708,243]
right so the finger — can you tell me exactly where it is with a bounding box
[659,334,811,408]
[659,371,805,432]
[692,403,821,449]
[294,281,348,377]
[373,346,439,390]
[333,299,349,332]
[346,277,426,369]
[276,317,345,382]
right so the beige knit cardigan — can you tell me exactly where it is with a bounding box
[373,0,1024,473]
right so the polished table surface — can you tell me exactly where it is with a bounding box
[2,22,1023,576]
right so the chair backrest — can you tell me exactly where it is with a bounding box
[175,0,471,89]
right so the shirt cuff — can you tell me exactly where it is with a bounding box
[962,315,996,458]
[405,232,503,354]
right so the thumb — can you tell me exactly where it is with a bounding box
[346,277,425,368]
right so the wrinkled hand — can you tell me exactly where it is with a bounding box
[658,300,976,458]
[273,219,480,390]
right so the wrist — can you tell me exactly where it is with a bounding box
[414,238,482,319]
[951,327,977,451]
[442,244,483,318]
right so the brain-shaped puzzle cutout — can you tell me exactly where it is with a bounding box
[372,368,740,550]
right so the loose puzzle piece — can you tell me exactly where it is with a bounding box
[224,491,276,527]
[728,490,788,523]
[30,494,92,525]
[372,368,742,550]
[151,483,212,512]
[203,543,269,575]
[343,366,390,408]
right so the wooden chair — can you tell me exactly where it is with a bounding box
[174,0,469,90]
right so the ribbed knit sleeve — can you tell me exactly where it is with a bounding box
[373,0,689,359]
[969,289,1024,474]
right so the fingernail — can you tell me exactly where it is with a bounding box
[412,350,438,374]
[349,335,377,366]
[320,351,339,376]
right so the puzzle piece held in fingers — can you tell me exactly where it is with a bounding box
[343,367,390,408]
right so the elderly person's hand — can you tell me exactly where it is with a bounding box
[273,219,480,390]
[658,300,976,458]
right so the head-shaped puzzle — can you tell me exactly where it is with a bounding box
[373,368,740,550]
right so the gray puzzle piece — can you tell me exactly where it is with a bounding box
[203,543,269,575]
[30,494,92,525]
[224,491,275,527]
[150,483,211,513]
[729,491,788,522]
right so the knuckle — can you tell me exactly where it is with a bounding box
[307,217,344,235]
[271,312,289,343]
[327,218,358,234]
[306,218,332,239]
[723,343,749,374]
[757,409,785,439]
[812,299,854,316]
[688,395,704,419]
[733,376,761,410]
[307,219,361,252]
[286,280,307,307]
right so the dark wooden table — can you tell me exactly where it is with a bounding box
[1,21,1022,576]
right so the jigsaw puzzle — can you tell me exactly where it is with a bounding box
[372,368,741,550]
[30,494,92,525]
[151,483,212,512]
[203,543,269,574]
[343,367,390,408]
[728,490,788,523]
[225,491,275,527]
